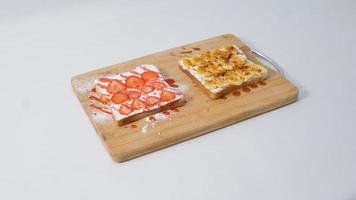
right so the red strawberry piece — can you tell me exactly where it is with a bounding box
[131,99,146,110]
[128,91,141,99]
[111,92,129,104]
[107,80,126,94]
[160,90,176,101]
[99,78,112,83]
[126,76,144,89]
[145,96,160,105]
[152,81,166,90]
[119,104,133,115]
[141,85,153,93]
[141,71,158,82]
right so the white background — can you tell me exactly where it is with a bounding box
[1,0,355,199]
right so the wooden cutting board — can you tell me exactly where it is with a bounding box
[71,34,298,162]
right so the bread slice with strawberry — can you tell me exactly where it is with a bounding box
[90,65,186,126]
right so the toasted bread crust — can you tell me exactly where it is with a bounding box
[115,98,187,126]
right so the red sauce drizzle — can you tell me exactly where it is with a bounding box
[142,66,149,71]
[242,87,251,93]
[89,96,108,105]
[162,111,170,115]
[89,104,112,114]
[165,79,179,88]
[171,107,180,112]
[91,87,96,93]
[130,124,137,128]
[97,83,107,88]
[149,116,156,121]
[130,70,140,75]
[232,90,241,96]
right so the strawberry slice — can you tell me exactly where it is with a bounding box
[99,78,112,83]
[142,71,159,82]
[152,81,166,90]
[160,90,176,101]
[111,92,129,104]
[146,96,160,105]
[126,76,144,89]
[119,104,133,115]
[107,80,126,94]
[131,99,146,110]
[128,91,141,99]
[141,85,153,93]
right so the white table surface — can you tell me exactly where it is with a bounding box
[1,0,355,199]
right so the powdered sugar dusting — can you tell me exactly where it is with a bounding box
[177,84,188,94]
[92,111,112,123]
[141,112,171,134]
[72,77,97,94]
[141,123,149,134]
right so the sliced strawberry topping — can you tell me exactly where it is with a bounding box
[131,99,146,110]
[119,104,133,115]
[126,76,144,89]
[146,96,160,105]
[99,78,112,83]
[160,90,176,101]
[128,91,141,99]
[152,81,166,90]
[111,92,129,104]
[141,85,153,93]
[107,80,126,94]
[142,71,159,82]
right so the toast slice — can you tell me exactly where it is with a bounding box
[89,65,186,126]
[179,44,268,99]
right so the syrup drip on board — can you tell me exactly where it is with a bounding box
[232,81,267,97]
[170,46,201,57]
[149,116,156,121]
[242,87,251,93]
[258,80,267,86]
[232,91,241,96]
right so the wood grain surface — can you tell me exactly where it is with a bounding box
[71,34,298,162]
